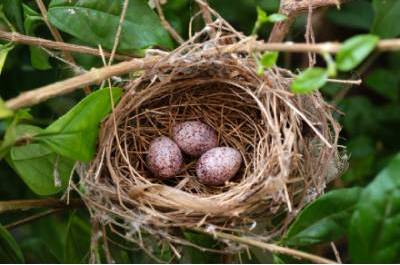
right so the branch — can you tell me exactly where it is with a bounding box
[269,0,347,42]
[155,0,184,44]
[4,209,64,230]
[0,30,132,61]
[5,56,160,110]
[0,198,83,213]
[194,228,337,264]
[5,38,400,110]
[35,0,76,64]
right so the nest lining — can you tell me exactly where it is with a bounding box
[80,22,344,250]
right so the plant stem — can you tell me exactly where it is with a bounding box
[0,30,132,61]
[155,0,184,44]
[269,0,348,42]
[4,208,64,230]
[0,198,83,213]
[4,37,400,110]
[194,228,337,264]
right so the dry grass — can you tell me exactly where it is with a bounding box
[78,19,345,253]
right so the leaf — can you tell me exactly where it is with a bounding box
[339,96,378,136]
[267,13,287,23]
[349,154,400,263]
[291,67,328,94]
[20,238,60,263]
[260,51,278,68]
[2,0,24,33]
[64,213,91,263]
[371,0,400,38]
[342,136,375,184]
[0,98,13,119]
[23,4,52,70]
[0,111,33,158]
[322,52,337,77]
[0,43,14,75]
[7,142,75,196]
[252,6,269,35]
[182,232,221,263]
[36,87,123,162]
[0,224,24,263]
[257,52,278,75]
[252,7,286,34]
[48,0,174,54]
[336,34,379,72]
[283,187,362,246]
[327,0,373,31]
[365,69,399,101]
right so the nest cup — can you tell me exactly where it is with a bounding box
[81,21,344,250]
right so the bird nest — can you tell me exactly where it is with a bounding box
[79,19,344,253]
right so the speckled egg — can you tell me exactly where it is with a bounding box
[172,121,218,157]
[196,147,242,186]
[147,136,183,179]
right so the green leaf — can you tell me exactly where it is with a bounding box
[2,0,24,32]
[260,51,278,68]
[349,154,400,263]
[371,0,400,38]
[20,238,60,263]
[267,13,287,23]
[322,52,337,77]
[0,224,24,263]
[252,7,286,34]
[252,6,269,35]
[291,67,328,94]
[7,141,75,196]
[36,88,123,162]
[23,4,52,70]
[64,213,91,263]
[0,111,33,158]
[0,98,13,119]
[257,51,278,75]
[283,187,362,246]
[365,69,399,101]
[336,34,379,72]
[327,0,373,31]
[48,0,174,54]
[0,43,14,75]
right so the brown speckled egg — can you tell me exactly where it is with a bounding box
[172,121,218,157]
[147,136,183,179]
[196,147,242,186]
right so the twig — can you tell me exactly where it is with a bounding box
[102,225,114,263]
[90,218,101,264]
[330,242,342,264]
[269,0,347,42]
[35,0,74,63]
[35,0,92,94]
[0,30,132,60]
[5,28,399,58]
[332,52,379,104]
[193,228,337,264]
[4,208,64,230]
[0,198,83,213]
[5,56,160,110]
[155,0,184,44]
[195,0,214,27]
[5,38,400,110]
[109,0,130,66]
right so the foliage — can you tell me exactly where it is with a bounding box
[0,0,399,263]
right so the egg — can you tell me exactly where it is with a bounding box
[196,147,242,186]
[147,136,183,179]
[172,121,218,156]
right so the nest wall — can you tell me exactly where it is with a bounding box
[80,23,344,249]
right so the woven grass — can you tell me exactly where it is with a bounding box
[79,18,345,252]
